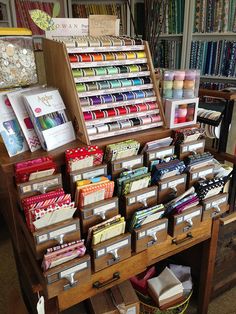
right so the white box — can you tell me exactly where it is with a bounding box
[165,98,199,129]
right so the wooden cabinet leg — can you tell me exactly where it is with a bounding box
[198,218,220,314]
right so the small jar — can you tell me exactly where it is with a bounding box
[174,70,185,80]
[173,80,184,89]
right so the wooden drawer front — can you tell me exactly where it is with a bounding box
[69,165,107,196]
[187,165,214,188]
[157,174,187,204]
[111,155,143,178]
[17,174,62,198]
[80,197,119,234]
[145,146,175,166]
[202,193,229,221]
[122,186,158,219]
[92,233,131,272]
[178,139,205,160]
[33,218,81,259]
[168,205,202,237]
[132,218,168,253]
[44,255,91,298]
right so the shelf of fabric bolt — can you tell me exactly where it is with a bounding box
[0,134,223,314]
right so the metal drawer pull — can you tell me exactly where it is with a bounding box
[109,249,119,260]
[186,218,193,227]
[140,198,148,207]
[38,185,48,194]
[93,272,120,289]
[54,234,65,245]
[97,211,106,220]
[213,205,221,213]
[172,233,193,245]
[63,272,78,290]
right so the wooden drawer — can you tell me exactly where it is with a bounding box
[157,174,187,204]
[201,193,229,221]
[121,186,158,219]
[177,139,205,160]
[132,218,168,253]
[32,218,81,259]
[69,165,107,197]
[147,219,212,265]
[187,165,214,188]
[44,255,91,297]
[91,233,131,272]
[17,174,62,198]
[168,205,203,237]
[111,155,143,179]
[80,197,119,234]
[145,146,175,168]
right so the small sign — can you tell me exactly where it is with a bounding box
[89,15,119,36]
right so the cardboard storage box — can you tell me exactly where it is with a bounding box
[89,280,140,314]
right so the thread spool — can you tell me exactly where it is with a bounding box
[106,108,116,117]
[174,70,185,80]
[173,80,184,89]
[147,102,157,110]
[163,71,174,81]
[83,112,93,121]
[185,70,196,80]
[163,89,173,98]
[183,89,194,98]
[176,104,188,123]
[163,81,173,89]
[151,114,161,123]
[173,89,183,99]
[183,80,195,89]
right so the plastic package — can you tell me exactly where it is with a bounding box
[162,69,200,100]
[0,28,38,89]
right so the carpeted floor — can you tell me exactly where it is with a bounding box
[1,219,236,314]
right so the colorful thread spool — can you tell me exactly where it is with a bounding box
[163,71,174,81]
[135,51,146,58]
[173,80,184,89]
[106,108,116,117]
[147,102,157,110]
[151,114,161,123]
[174,71,185,80]
[173,89,183,99]
[83,112,93,121]
[163,89,173,98]
[183,80,195,89]
[183,89,194,98]
[163,81,173,89]
[185,70,196,80]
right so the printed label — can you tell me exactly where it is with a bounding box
[198,168,213,178]
[149,153,155,160]
[73,174,82,182]
[22,185,32,193]
[188,142,204,152]
[184,210,201,221]
[137,190,156,202]
[130,177,149,193]
[97,249,105,257]
[212,197,227,207]
[32,178,59,192]
[138,231,146,239]
[106,239,129,253]
[161,183,168,190]
[29,169,55,181]
[83,168,106,179]
[60,262,88,278]
[70,156,93,172]
[49,224,77,239]
[205,203,211,210]
[37,234,48,243]
[128,197,136,205]
[146,223,166,236]
[154,148,174,159]
[168,177,185,189]
[93,201,116,215]
[177,217,184,224]
[122,157,142,169]
[84,189,105,206]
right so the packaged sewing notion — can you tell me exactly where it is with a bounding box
[23,87,76,151]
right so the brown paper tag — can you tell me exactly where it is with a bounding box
[89,15,117,36]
